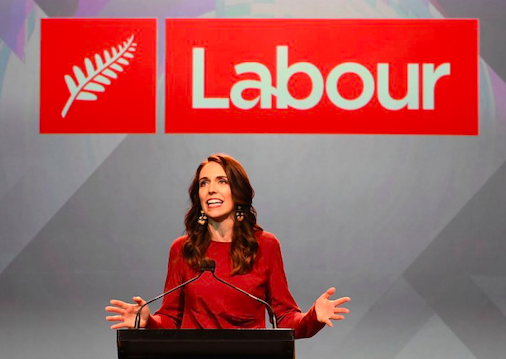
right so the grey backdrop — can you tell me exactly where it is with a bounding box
[1,0,506,358]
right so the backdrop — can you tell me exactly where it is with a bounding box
[1,1,505,358]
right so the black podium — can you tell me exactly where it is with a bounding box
[117,329,295,359]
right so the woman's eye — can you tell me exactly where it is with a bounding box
[219,179,228,184]
[199,181,208,187]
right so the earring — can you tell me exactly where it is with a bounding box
[198,210,207,225]
[236,206,244,222]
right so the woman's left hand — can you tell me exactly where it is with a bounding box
[314,287,350,327]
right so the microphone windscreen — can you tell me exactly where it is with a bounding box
[207,259,216,272]
[200,259,209,272]
[200,258,216,272]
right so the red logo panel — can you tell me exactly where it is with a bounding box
[41,19,157,134]
[166,19,478,135]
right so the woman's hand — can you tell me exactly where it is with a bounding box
[314,287,350,327]
[105,296,151,329]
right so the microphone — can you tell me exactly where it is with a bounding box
[206,259,278,329]
[133,259,214,329]
[200,258,215,273]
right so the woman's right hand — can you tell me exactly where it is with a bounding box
[105,296,151,329]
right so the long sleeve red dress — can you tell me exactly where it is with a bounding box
[145,231,325,339]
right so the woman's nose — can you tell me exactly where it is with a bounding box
[208,181,217,194]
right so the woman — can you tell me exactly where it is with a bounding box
[106,154,350,338]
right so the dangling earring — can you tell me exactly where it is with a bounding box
[198,210,207,225]
[236,206,244,222]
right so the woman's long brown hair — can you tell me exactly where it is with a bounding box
[183,154,262,275]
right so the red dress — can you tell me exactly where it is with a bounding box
[146,231,325,339]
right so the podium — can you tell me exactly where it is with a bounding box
[117,329,295,359]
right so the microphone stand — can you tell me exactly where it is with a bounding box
[133,259,278,329]
[133,262,211,329]
[206,259,278,329]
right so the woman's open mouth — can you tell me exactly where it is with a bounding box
[207,199,223,208]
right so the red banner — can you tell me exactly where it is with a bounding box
[166,19,478,135]
[41,19,157,134]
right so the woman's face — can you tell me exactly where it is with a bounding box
[198,162,235,222]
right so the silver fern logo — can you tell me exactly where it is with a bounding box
[61,35,137,118]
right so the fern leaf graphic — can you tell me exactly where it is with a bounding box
[61,35,137,118]
[102,69,117,79]
[84,58,94,77]
[94,75,111,85]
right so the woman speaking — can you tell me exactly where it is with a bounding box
[106,154,350,339]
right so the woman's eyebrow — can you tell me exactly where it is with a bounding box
[199,176,228,181]
[199,176,228,182]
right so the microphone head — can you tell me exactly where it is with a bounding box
[207,259,216,272]
[200,259,216,273]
